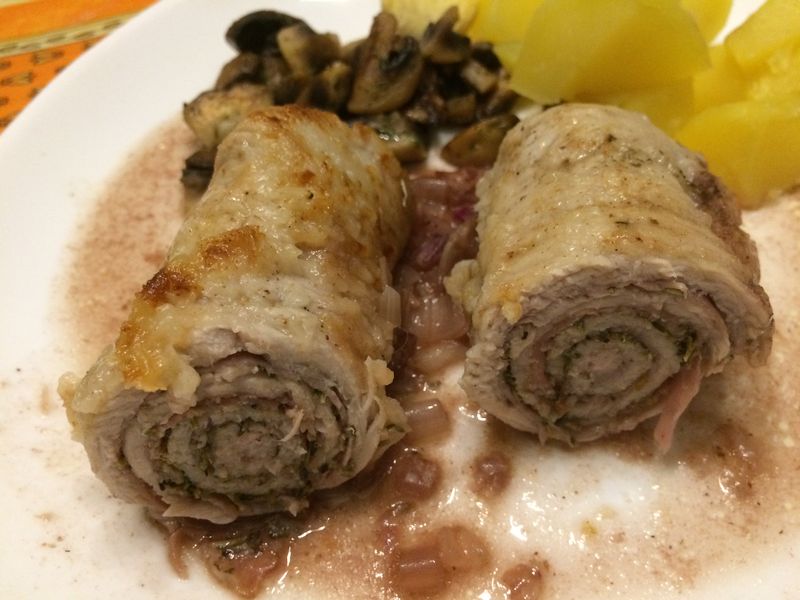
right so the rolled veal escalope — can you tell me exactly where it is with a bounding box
[60,106,410,523]
[447,104,773,448]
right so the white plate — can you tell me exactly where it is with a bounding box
[2,1,799,598]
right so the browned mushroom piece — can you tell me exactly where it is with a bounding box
[307,60,353,112]
[470,42,503,71]
[180,147,217,192]
[420,6,471,64]
[225,10,302,54]
[341,37,365,65]
[259,54,308,104]
[214,52,263,90]
[184,6,524,192]
[183,83,273,148]
[480,77,518,118]
[364,111,428,163]
[441,113,520,167]
[405,65,477,126]
[276,23,342,76]
[404,67,440,125]
[442,91,477,124]
[460,58,498,94]
[347,12,425,114]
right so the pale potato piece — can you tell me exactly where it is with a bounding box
[676,96,800,207]
[680,0,732,41]
[725,0,800,72]
[509,0,709,104]
[693,44,747,111]
[467,0,543,44]
[585,79,693,133]
[747,43,800,100]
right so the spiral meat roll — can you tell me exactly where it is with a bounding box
[60,106,409,523]
[447,104,773,448]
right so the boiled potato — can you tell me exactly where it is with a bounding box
[678,0,800,206]
[462,0,800,207]
[693,44,747,110]
[747,43,800,100]
[680,0,732,41]
[492,41,522,69]
[467,0,543,68]
[509,0,709,104]
[587,80,694,134]
[468,0,543,44]
[676,96,800,207]
[725,0,800,72]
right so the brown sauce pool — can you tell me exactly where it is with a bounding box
[59,121,192,367]
[59,117,800,599]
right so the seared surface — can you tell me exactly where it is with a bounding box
[448,104,773,444]
[61,106,410,523]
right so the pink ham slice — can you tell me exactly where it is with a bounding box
[653,360,703,452]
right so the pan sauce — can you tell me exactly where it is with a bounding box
[60,118,800,599]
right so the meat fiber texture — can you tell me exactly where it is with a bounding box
[446,103,773,447]
[60,106,410,523]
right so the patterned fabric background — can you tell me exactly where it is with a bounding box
[0,0,157,132]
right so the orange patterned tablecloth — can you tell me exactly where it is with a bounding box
[0,0,158,132]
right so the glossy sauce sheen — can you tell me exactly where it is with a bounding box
[61,118,800,599]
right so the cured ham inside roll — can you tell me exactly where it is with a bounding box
[60,106,410,523]
[447,104,773,448]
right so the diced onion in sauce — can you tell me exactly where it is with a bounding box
[201,542,284,599]
[437,217,477,274]
[408,169,483,207]
[404,397,451,441]
[407,176,452,206]
[470,451,512,498]
[405,292,469,344]
[407,340,466,375]
[501,562,545,600]
[379,284,403,328]
[388,368,428,395]
[391,541,448,595]
[412,233,449,270]
[387,450,441,502]
[167,530,191,579]
[390,525,490,596]
[436,525,489,572]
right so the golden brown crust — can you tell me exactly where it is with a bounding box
[139,267,198,306]
[452,104,774,444]
[65,106,410,521]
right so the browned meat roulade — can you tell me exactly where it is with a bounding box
[60,106,410,523]
[447,103,773,448]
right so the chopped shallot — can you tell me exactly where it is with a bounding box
[653,360,703,452]
[404,397,450,441]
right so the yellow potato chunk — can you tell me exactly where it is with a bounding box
[680,0,732,41]
[748,43,800,100]
[509,0,709,104]
[693,44,747,110]
[468,0,543,44]
[725,0,800,72]
[676,96,800,207]
[382,0,478,35]
[587,79,694,134]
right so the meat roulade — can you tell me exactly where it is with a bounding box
[60,106,409,523]
[447,104,773,448]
